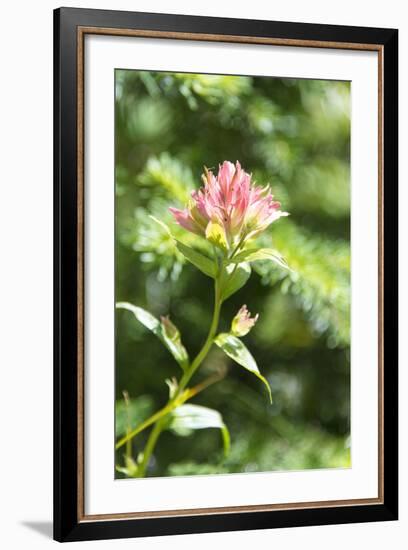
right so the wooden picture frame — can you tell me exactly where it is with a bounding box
[54,7,398,542]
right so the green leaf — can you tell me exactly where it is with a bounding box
[116,302,189,369]
[116,301,161,333]
[165,377,178,399]
[232,248,290,270]
[175,240,216,278]
[168,404,230,456]
[160,316,189,368]
[116,456,139,477]
[115,395,154,438]
[205,220,228,251]
[219,262,251,301]
[149,215,216,278]
[162,333,189,368]
[214,333,272,403]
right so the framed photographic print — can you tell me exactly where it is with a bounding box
[54,7,398,542]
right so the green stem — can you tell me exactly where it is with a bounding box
[115,371,225,451]
[125,430,132,462]
[115,398,180,451]
[135,277,222,477]
[178,279,221,392]
[136,417,166,477]
[229,234,247,260]
[123,391,132,461]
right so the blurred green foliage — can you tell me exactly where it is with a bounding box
[115,69,351,477]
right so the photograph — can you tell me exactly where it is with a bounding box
[51,5,397,543]
[0,1,401,547]
[114,69,351,479]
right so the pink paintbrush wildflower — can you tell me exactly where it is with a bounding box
[169,161,287,251]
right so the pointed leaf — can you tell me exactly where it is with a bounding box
[161,328,189,368]
[219,262,251,301]
[116,302,189,369]
[175,240,216,278]
[165,377,178,399]
[116,455,139,477]
[160,316,189,368]
[149,214,216,278]
[232,248,289,270]
[215,333,272,403]
[168,404,230,456]
[116,302,161,333]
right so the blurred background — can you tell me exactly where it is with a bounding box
[114,70,350,477]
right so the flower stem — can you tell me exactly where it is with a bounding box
[178,279,221,392]
[123,391,132,461]
[135,277,222,477]
[229,234,247,260]
[136,417,166,477]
